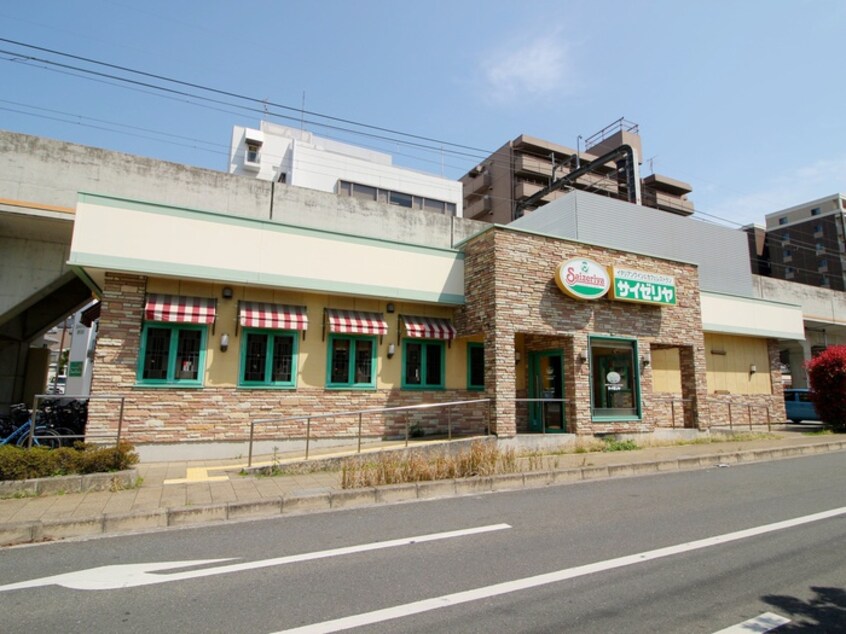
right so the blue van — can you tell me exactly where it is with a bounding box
[784,388,820,423]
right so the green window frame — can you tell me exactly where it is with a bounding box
[137,323,207,387]
[589,336,641,421]
[402,339,445,390]
[326,334,376,389]
[238,329,298,388]
[467,342,485,390]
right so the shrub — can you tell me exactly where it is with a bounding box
[806,345,846,432]
[0,442,139,481]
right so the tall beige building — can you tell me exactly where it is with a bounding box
[461,119,694,223]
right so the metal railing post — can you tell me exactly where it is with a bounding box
[671,400,676,429]
[448,405,452,440]
[728,403,733,430]
[116,397,125,446]
[357,413,363,454]
[405,415,409,448]
[748,403,753,430]
[766,405,771,432]
[248,420,255,467]
[305,417,312,460]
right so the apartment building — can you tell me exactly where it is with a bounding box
[228,121,463,217]
[460,119,694,224]
[763,194,846,291]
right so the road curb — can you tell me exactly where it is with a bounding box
[1,441,844,546]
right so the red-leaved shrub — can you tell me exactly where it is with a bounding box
[806,345,846,431]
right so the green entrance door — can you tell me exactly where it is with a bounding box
[528,350,566,432]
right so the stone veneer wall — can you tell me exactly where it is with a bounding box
[457,227,715,436]
[86,273,489,444]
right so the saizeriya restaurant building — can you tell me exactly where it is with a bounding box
[69,186,805,457]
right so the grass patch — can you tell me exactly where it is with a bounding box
[802,428,835,436]
[340,441,516,488]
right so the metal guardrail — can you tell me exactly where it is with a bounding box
[247,398,492,466]
[650,396,694,429]
[722,401,774,432]
[22,393,126,448]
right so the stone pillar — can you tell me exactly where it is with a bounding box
[487,331,516,437]
[679,344,710,429]
[87,272,147,440]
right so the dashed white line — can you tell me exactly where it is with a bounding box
[711,611,791,633]
[275,506,846,633]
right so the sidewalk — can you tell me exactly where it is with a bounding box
[1,429,844,546]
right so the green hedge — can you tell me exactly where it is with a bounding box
[0,443,139,481]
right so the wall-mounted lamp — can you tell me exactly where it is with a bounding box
[220,333,230,352]
[221,286,234,299]
[515,351,521,365]
[387,343,396,359]
[386,302,395,313]
[641,354,650,368]
[577,351,588,363]
[749,363,757,375]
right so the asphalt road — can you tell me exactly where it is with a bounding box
[1,452,845,633]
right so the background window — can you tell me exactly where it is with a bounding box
[403,340,444,389]
[240,330,297,387]
[139,324,206,385]
[328,335,375,388]
[468,343,485,390]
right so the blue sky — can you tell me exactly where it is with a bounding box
[2,0,844,227]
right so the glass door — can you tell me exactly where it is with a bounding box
[528,351,566,432]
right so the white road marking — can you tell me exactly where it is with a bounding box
[711,611,791,633]
[0,523,511,591]
[275,506,846,633]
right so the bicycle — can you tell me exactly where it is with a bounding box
[0,404,65,449]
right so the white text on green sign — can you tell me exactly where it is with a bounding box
[610,267,676,306]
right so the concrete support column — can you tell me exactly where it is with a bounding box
[792,341,812,388]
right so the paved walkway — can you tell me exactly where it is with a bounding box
[1,428,844,546]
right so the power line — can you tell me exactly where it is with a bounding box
[0,37,493,156]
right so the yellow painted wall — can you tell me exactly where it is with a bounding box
[705,333,772,394]
[146,280,480,390]
[651,347,682,394]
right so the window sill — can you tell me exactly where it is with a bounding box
[133,383,205,389]
[237,384,297,390]
[591,415,642,423]
[325,385,377,391]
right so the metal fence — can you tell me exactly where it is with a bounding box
[20,393,127,448]
[247,398,492,466]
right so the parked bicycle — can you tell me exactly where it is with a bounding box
[0,403,79,448]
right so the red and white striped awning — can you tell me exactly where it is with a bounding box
[401,315,457,340]
[144,294,216,324]
[326,309,388,336]
[239,302,308,330]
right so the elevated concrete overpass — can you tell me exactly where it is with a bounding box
[0,198,90,410]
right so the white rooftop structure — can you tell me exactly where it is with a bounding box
[228,121,463,217]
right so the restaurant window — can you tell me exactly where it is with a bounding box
[403,340,445,389]
[589,337,640,420]
[239,330,297,388]
[467,343,485,390]
[327,335,376,388]
[138,324,206,386]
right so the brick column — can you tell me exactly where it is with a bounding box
[87,273,146,440]
[488,330,516,436]
[679,344,710,429]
